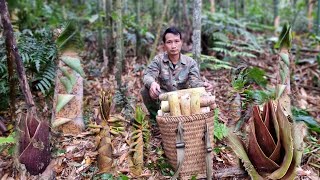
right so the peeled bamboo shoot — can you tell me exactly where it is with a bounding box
[180,93,191,115]
[190,92,201,114]
[161,95,215,112]
[201,107,210,113]
[168,92,181,116]
[160,101,169,112]
[159,87,206,101]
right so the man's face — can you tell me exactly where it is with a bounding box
[164,33,182,56]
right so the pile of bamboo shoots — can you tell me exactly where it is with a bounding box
[157,87,215,116]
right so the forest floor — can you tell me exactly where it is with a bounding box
[0,40,320,179]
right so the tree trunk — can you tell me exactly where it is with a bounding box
[234,0,238,19]
[149,0,168,63]
[106,0,115,74]
[5,29,15,121]
[274,0,280,31]
[182,0,191,43]
[210,0,215,13]
[135,0,141,58]
[192,0,202,65]
[317,0,320,35]
[0,0,50,175]
[115,0,124,88]
[307,0,314,31]
[97,0,104,61]
[240,0,245,16]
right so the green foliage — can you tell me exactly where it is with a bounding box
[56,94,75,113]
[18,28,57,95]
[93,173,129,180]
[56,22,83,52]
[186,53,233,71]
[275,23,292,50]
[213,108,228,141]
[292,107,320,133]
[134,106,150,149]
[0,132,16,156]
[0,28,57,103]
[61,56,85,77]
[232,66,268,91]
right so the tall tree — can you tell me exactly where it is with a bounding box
[192,0,202,65]
[307,0,314,31]
[97,0,104,61]
[135,0,141,58]
[149,0,168,62]
[106,0,115,73]
[210,0,215,13]
[274,0,280,31]
[234,0,239,19]
[182,0,191,43]
[0,0,50,175]
[115,0,124,88]
[317,0,320,35]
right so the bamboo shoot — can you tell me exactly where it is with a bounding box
[159,87,206,101]
[190,92,201,114]
[168,92,181,116]
[180,93,191,115]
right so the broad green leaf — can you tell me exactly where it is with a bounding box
[60,67,77,85]
[294,115,320,133]
[279,53,289,66]
[56,94,75,113]
[274,23,292,50]
[61,56,85,77]
[56,21,83,52]
[0,133,15,144]
[227,131,264,180]
[268,101,294,179]
[276,85,286,99]
[60,77,73,93]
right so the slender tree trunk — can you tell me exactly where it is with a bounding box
[192,0,202,65]
[274,0,280,31]
[115,0,124,88]
[97,0,104,61]
[182,0,191,43]
[210,0,215,13]
[106,0,114,73]
[307,0,314,31]
[5,31,15,120]
[149,0,168,63]
[317,0,320,35]
[240,0,245,16]
[135,0,141,58]
[234,0,239,19]
[226,0,230,16]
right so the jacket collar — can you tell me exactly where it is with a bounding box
[163,53,186,65]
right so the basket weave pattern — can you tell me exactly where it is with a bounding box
[156,111,214,179]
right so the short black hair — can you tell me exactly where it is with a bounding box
[162,27,182,43]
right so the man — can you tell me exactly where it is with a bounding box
[141,27,213,120]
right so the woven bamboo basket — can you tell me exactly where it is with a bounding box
[156,111,214,180]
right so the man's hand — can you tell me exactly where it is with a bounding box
[203,82,213,92]
[149,82,161,99]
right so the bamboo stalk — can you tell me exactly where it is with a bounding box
[159,87,206,101]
